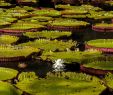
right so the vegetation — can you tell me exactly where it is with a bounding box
[48,19,89,27]
[3,22,44,30]
[104,1,113,6]
[41,49,102,63]
[21,16,53,24]
[87,11,113,20]
[0,81,21,95]
[16,72,105,95]
[62,14,86,19]
[93,23,113,28]
[61,9,88,15]
[19,39,76,52]
[0,67,18,80]
[17,0,37,3]
[55,4,102,11]
[104,73,113,89]
[32,9,61,17]
[0,35,19,44]
[24,30,72,39]
[0,0,12,7]
[87,39,113,48]
[0,45,39,57]
[84,61,113,70]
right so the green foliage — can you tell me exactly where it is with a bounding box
[87,39,113,48]
[18,72,38,82]
[0,35,19,44]
[0,81,21,95]
[3,22,44,30]
[32,9,61,17]
[105,1,113,6]
[0,44,39,57]
[0,0,11,7]
[104,73,113,88]
[48,19,89,27]
[41,49,102,63]
[24,30,72,39]
[61,9,88,15]
[62,14,86,19]
[84,61,113,70]
[19,39,76,52]
[21,16,53,24]
[87,11,113,19]
[55,4,102,11]
[18,0,37,3]
[0,67,18,80]
[16,72,105,95]
[94,23,113,27]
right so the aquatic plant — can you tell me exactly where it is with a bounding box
[87,39,113,48]
[52,59,65,72]
[86,39,113,53]
[55,4,102,11]
[0,35,19,44]
[104,73,113,88]
[23,30,71,39]
[87,11,113,20]
[32,9,61,17]
[16,72,105,95]
[93,23,113,28]
[18,72,38,82]
[17,0,37,3]
[19,39,76,52]
[3,22,44,30]
[84,61,113,70]
[48,19,89,27]
[21,16,53,23]
[41,49,102,63]
[0,81,21,95]
[0,1,12,7]
[62,14,86,19]
[47,19,89,31]
[0,44,39,57]
[104,1,113,6]
[0,67,18,80]
[61,9,88,15]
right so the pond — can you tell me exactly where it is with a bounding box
[1,0,113,95]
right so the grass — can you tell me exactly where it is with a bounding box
[16,72,105,95]
[87,39,113,48]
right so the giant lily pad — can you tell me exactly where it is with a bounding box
[0,67,18,80]
[16,72,105,95]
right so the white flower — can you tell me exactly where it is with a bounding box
[52,59,65,72]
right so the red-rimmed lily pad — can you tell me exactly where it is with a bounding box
[86,39,113,53]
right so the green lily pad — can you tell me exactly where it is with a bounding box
[0,67,18,80]
[0,81,21,95]
[16,72,105,95]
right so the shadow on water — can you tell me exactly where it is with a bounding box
[100,88,113,95]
